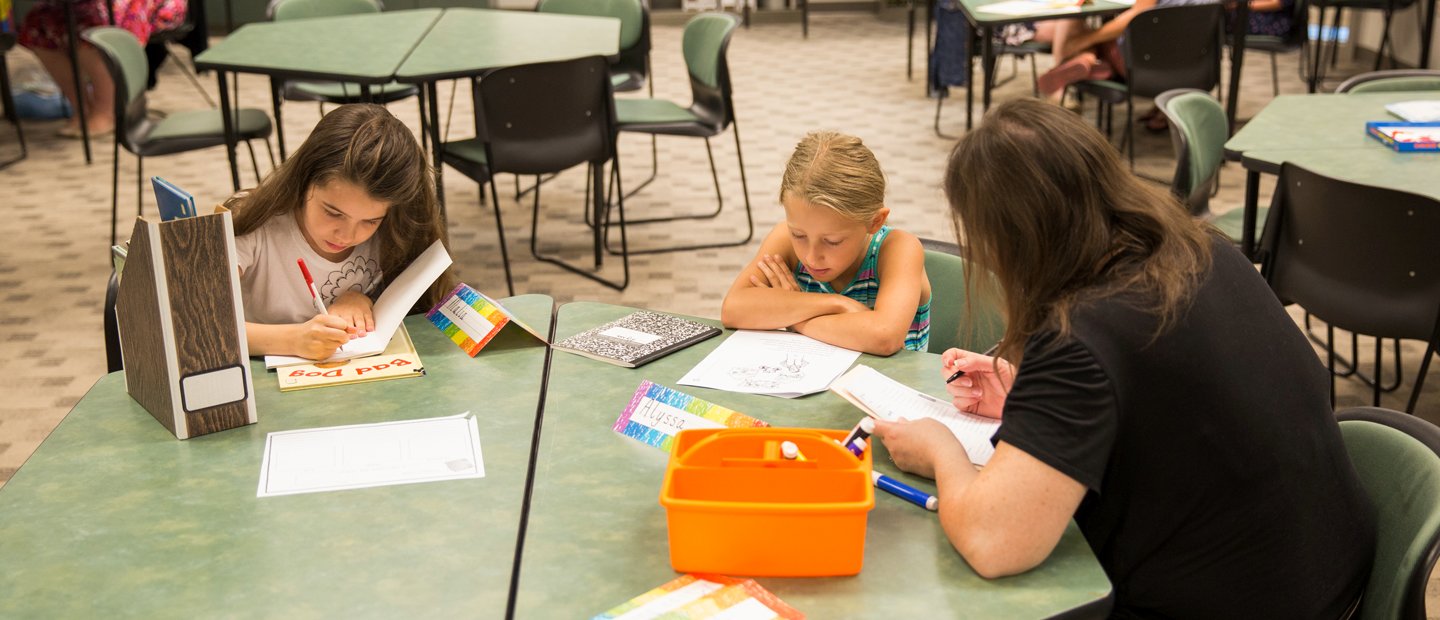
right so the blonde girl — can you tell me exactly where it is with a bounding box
[721,131,930,356]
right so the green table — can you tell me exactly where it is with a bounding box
[1223,91,1440,257]
[513,302,1112,618]
[193,9,445,190]
[393,8,620,209]
[0,296,554,618]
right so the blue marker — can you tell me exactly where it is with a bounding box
[871,471,939,511]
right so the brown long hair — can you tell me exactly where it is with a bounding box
[229,104,454,306]
[944,99,1213,364]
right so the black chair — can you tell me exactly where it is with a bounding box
[0,28,26,171]
[442,56,628,293]
[1259,163,1440,413]
[1309,0,1424,92]
[1337,69,1440,93]
[610,12,752,256]
[1072,3,1225,169]
[1334,406,1440,619]
[84,27,273,247]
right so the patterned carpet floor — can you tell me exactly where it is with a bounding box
[1,11,1436,607]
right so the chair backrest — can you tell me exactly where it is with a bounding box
[1336,69,1440,94]
[1156,88,1227,217]
[537,0,650,88]
[272,0,380,21]
[1259,163,1440,342]
[922,245,1005,354]
[682,12,740,132]
[1122,3,1224,99]
[82,27,149,151]
[1335,407,1440,620]
[476,55,616,176]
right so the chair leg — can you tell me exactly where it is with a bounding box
[1269,51,1279,97]
[1375,336,1383,407]
[1029,53,1039,98]
[484,180,515,297]
[136,156,144,221]
[1407,339,1437,414]
[264,138,277,170]
[1374,7,1393,71]
[622,134,662,200]
[244,140,261,185]
[605,123,755,255]
[1125,96,1135,171]
[530,160,629,290]
[1328,323,1338,409]
[110,138,121,248]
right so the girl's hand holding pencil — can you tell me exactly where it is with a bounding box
[295,314,354,360]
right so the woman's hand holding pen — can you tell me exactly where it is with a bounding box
[295,314,353,359]
[328,291,375,338]
[942,348,1014,419]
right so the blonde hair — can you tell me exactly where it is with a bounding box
[779,131,886,223]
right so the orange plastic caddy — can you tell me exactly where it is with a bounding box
[659,428,874,577]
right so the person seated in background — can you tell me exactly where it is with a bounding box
[873,99,1375,616]
[17,0,186,137]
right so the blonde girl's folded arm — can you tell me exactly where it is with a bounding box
[721,222,856,330]
[791,230,928,356]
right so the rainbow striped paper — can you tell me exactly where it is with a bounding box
[613,381,767,452]
[426,283,509,357]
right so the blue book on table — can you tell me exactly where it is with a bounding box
[151,177,197,221]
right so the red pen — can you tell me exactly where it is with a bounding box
[297,258,328,315]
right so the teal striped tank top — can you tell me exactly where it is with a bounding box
[793,225,931,351]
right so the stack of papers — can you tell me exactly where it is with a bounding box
[830,365,1000,466]
[977,0,1082,15]
[677,330,861,399]
[1386,100,1440,123]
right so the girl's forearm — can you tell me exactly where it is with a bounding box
[794,311,909,356]
[720,289,850,330]
[245,322,297,356]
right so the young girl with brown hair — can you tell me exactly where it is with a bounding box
[720,131,931,356]
[874,99,1373,616]
[229,104,453,360]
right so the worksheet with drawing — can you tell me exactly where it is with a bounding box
[677,330,862,398]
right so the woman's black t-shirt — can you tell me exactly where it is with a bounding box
[993,238,1375,618]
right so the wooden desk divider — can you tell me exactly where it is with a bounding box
[115,207,257,439]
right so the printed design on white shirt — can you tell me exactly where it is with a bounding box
[321,256,382,302]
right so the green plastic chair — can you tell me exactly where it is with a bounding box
[537,0,651,94]
[1335,407,1440,620]
[920,239,1004,355]
[83,27,273,247]
[270,0,421,107]
[1155,88,1256,244]
[608,12,752,255]
[1336,69,1440,94]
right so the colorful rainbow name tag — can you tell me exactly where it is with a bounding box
[426,283,546,356]
[614,381,767,452]
[592,574,804,620]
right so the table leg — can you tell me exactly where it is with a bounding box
[907,1,915,81]
[925,0,934,97]
[215,71,241,191]
[269,77,287,162]
[965,24,974,130]
[981,26,993,114]
[65,2,92,164]
[361,83,373,104]
[1227,4,1247,135]
[1308,6,1327,93]
[1242,169,1259,259]
[426,81,447,218]
[1423,0,1437,69]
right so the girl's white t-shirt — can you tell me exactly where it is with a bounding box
[234,213,383,325]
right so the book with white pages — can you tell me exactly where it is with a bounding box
[830,364,1000,466]
[264,239,453,369]
[1386,100,1440,123]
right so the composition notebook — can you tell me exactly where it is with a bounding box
[276,323,424,391]
[553,311,720,368]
